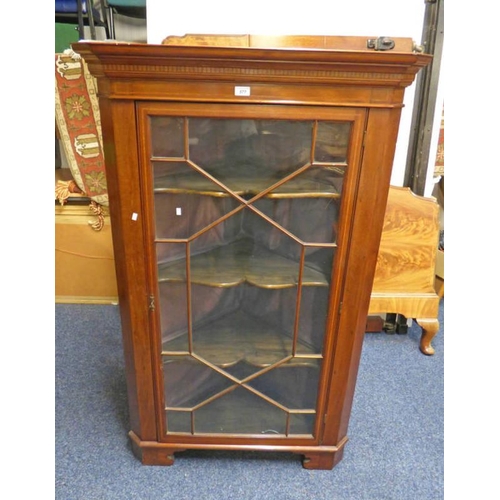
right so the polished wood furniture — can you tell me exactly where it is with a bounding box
[73,35,430,470]
[369,186,440,355]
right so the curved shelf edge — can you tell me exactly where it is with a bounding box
[158,239,330,289]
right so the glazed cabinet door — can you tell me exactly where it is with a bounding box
[137,102,366,441]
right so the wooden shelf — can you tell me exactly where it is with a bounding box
[162,309,321,367]
[157,238,330,288]
[154,168,344,199]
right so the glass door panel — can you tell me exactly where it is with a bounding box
[194,386,288,435]
[163,355,234,408]
[188,118,312,193]
[296,286,331,356]
[314,121,351,163]
[245,358,322,410]
[191,285,296,371]
[150,116,184,157]
[153,160,243,240]
[145,110,354,437]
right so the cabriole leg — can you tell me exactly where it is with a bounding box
[416,318,439,356]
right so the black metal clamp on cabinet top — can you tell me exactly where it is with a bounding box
[366,37,395,51]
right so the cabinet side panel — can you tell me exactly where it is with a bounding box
[99,98,158,440]
[322,107,402,446]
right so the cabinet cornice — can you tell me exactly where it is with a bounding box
[73,41,431,94]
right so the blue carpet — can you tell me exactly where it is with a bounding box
[55,302,444,499]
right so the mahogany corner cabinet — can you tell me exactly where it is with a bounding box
[73,35,431,470]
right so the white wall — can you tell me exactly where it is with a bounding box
[146,0,427,188]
